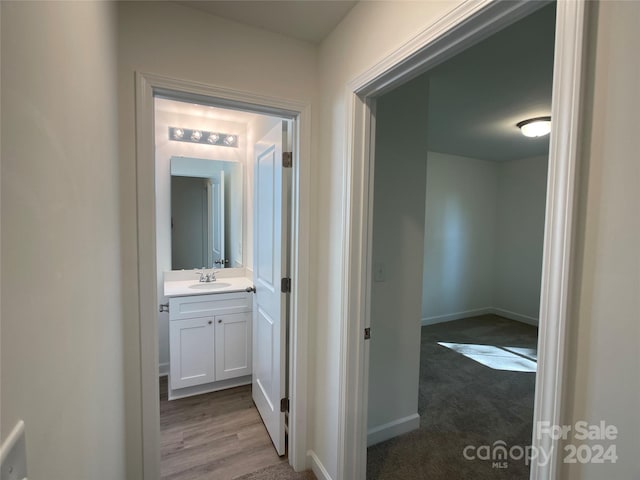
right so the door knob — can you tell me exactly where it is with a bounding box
[208,320,212,325]
[218,319,223,323]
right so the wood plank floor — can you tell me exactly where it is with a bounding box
[159,377,290,480]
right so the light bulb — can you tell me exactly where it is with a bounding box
[224,135,236,146]
[207,133,220,144]
[173,128,184,139]
[191,130,202,141]
[517,117,551,138]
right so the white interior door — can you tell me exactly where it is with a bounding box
[209,171,225,267]
[253,122,287,456]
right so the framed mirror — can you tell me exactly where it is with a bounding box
[170,156,243,270]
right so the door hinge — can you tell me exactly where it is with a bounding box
[280,397,290,413]
[282,151,293,168]
[364,328,371,340]
[159,303,169,313]
[281,277,291,293]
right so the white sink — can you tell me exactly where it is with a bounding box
[188,282,232,290]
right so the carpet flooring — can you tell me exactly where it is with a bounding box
[367,315,538,479]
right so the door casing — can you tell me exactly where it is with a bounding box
[134,72,312,479]
[338,1,588,479]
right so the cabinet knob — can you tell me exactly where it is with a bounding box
[208,320,212,325]
[218,319,223,323]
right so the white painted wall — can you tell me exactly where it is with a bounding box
[562,2,640,478]
[316,2,465,475]
[494,155,548,320]
[422,152,498,324]
[1,2,125,479]
[367,76,429,441]
[117,2,317,475]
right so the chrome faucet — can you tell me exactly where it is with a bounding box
[195,268,218,283]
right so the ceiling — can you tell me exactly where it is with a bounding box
[166,2,554,161]
[422,3,556,161]
[179,0,358,44]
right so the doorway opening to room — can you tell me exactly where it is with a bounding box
[154,95,294,479]
[134,74,312,480]
[365,5,555,479]
[338,0,586,478]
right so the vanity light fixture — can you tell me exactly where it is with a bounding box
[517,116,552,138]
[168,127,238,148]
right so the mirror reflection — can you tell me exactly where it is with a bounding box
[170,156,243,270]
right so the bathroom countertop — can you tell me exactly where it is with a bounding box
[164,275,254,298]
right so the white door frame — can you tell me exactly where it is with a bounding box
[338,1,587,479]
[134,72,311,479]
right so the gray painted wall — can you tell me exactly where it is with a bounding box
[495,156,548,320]
[422,152,498,323]
[368,76,429,435]
[422,152,548,325]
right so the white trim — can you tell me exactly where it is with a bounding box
[168,376,251,401]
[531,2,586,479]
[158,362,169,377]
[492,308,538,327]
[135,72,311,478]
[421,307,539,327]
[367,413,420,447]
[421,308,494,326]
[307,450,334,480]
[348,0,541,98]
[339,1,587,479]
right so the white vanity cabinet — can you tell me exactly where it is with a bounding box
[169,316,216,389]
[168,291,252,398]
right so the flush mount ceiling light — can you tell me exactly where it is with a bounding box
[517,116,552,138]
[168,127,238,148]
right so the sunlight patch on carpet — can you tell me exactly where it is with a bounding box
[437,342,537,372]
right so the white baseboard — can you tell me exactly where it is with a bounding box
[421,308,493,326]
[491,307,538,326]
[168,376,251,400]
[367,413,420,447]
[307,450,333,480]
[422,307,538,327]
[159,362,169,377]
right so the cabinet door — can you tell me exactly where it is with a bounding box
[215,312,252,381]
[170,316,215,390]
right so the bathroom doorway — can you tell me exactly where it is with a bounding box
[134,74,312,479]
[155,95,293,478]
